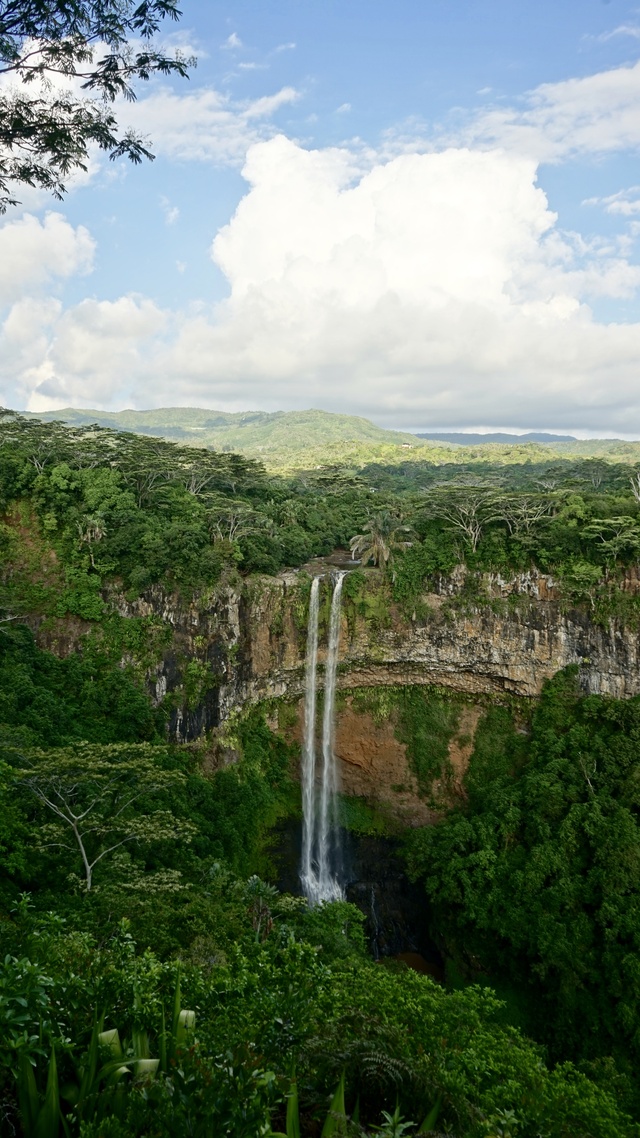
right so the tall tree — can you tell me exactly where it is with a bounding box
[13,741,194,890]
[0,0,194,211]
[424,488,503,553]
[349,511,412,570]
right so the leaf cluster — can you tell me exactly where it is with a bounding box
[0,412,377,604]
[0,0,193,210]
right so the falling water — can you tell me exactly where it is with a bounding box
[317,571,345,901]
[300,576,320,894]
[300,572,346,906]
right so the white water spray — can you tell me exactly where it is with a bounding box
[300,576,320,894]
[300,572,346,905]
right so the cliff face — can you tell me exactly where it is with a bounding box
[33,565,640,818]
[115,566,640,735]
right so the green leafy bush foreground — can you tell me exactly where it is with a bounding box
[0,896,633,1138]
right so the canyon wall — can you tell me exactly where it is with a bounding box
[35,564,640,820]
[103,565,640,737]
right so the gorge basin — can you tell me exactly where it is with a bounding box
[273,818,444,978]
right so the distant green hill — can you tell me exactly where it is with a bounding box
[24,406,640,470]
[417,431,579,444]
[26,407,428,458]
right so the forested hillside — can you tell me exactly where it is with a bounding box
[28,404,640,471]
[2,409,640,1135]
[27,406,427,469]
[5,408,640,616]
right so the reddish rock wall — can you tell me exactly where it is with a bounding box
[281,693,485,825]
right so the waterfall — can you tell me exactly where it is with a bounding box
[300,576,320,894]
[300,572,346,906]
[317,571,345,901]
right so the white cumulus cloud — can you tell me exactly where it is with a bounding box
[460,59,640,162]
[0,212,94,304]
[125,85,300,165]
[23,296,167,410]
[584,187,640,216]
[6,136,640,433]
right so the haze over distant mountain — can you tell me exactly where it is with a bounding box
[417,432,579,445]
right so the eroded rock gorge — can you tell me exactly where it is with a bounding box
[119,565,640,707]
[35,563,640,820]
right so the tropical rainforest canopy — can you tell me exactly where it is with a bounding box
[2,409,640,1135]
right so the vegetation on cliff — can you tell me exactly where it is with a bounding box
[0,411,375,609]
[0,703,635,1137]
[0,628,636,1134]
[406,669,640,1119]
[3,409,640,628]
[4,412,640,1133]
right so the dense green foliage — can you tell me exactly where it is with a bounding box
[0,625,635,1135]
[0,413,375,606]
[4,414,640,1134]
[405,670,640,1115]
[1,863,635,1136]
[0,712,295,919]
[0,623,162,746]
[3,411,640,625]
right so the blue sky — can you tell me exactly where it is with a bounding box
[3,0,640,434]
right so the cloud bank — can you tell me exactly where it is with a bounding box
[125,84,300,165]
[4,58,640,432]
[0,212,94,303]
[2,137,639,431]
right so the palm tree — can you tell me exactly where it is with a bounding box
[349,511,412,570]
[76,514,107,569]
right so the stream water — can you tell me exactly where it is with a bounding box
[293,571,443,972]
[300,572,346,905]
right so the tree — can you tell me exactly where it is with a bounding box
[13,741,194,890]
[497,494,555,539]
[349,511,412,570]
[0,0,194,212]
[424,489,503,553]
[206,500,267,544]
[582,516,640,564]
[76,512,106,569]
[405,672,640,1082]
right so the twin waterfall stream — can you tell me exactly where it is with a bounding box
[300,573,346,906]
[296,571,440,968]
